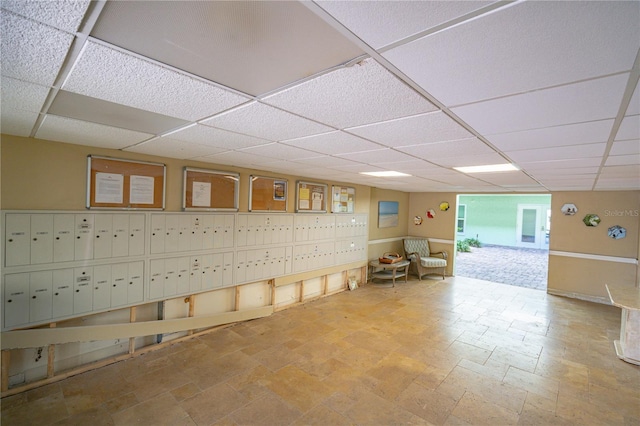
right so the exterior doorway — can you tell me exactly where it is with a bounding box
[455,194,551,290]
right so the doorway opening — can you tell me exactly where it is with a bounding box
[454,194,551,290]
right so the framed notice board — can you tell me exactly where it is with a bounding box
[296,181,327,213]
[87,155,166,210]
[183,167,239,211]
[331,185,355,213]
[249,176,288,212]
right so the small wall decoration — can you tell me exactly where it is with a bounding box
[608,225,627,240]
[439,202,450,211]
[583,214,601,227]
[413,216,423,225]
[426,209,436,219]
[561,203,578,215]
[378,201,399,228]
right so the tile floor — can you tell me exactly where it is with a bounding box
[2,275,639,425]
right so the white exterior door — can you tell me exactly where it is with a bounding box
[516,204,550,249]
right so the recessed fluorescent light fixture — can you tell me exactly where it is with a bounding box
[453,163,519,173]
[360,171,411,177]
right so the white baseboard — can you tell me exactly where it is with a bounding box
[546,288,611,305]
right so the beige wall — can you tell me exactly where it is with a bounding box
[0,134,372,213]
[367,188,410,260]
[548,191,640,301]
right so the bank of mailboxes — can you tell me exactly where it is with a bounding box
[4,213,145,266]
[236,214,294,247]
[236,247,292,284]
[3,211,368,329]
[149,252,234,300]
[150,214,234,254]
[3,261,144,328]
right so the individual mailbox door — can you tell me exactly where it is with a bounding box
[211,253,224,288]
[164,215,180,253]
[74,214,94,260]
[93,214,113,259]
[263,216,273,245]
[252,216,264,246]
[235,251,247,284]
[178,215,191,253]
[52,268,73,318]
[150,214,165,254]
[236,214,248,247]
[73,267,93,314]
[164,257,178,297]
[176,257,190,295]
[110,262,129,307]
[5,214,30,266]
[128,214,145,256]
[127,261,144,304]
[111,214,130,257]
[149,259,165,300]
[29,270,53,323]
[201,215,215,250]
[224,215,235,248]
[92,265,111,311]
[53,214,75,263]
[201,254,214,290]
[189,256,201,292]
[4,273,30,328]
[223,252,233,286]
[189,215,203,251]
[285,246,293,275]
[30,214,53,264]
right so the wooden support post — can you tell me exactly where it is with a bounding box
[47,323,56,378]
[343,271,348,289]
[235,286,241,312]
[187,295,195,336]
[300,280,305,303]
[1,350,10,392]
[323,275,328,296]
[128,307,137,354]
[361,266,367,285]
[270,279,276,307]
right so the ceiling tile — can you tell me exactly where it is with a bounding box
[198,150,269,169]
[203,102,333,141]
[62,41,250,121]
[518,158,603,170]
[626,84,639,116]
[384,1,639,106]
[397,137,494,160]
[171,124,272,150]
[316,0,493,49]
[335,148,416,165]
[452,74,629,135]
[529,167,599,177]
[91,0,363,96]
[595,176,640,190]
[1,11,74,86]
[263,58,436,128]
[346,111,473,147]
[36,115,152,149]
[281,131,383,155]
[49,90,189,134]
[605,154,640,167]
[429,152,507,168]
[476,171,540,186]
[599,165,640,178]
[507,143,606,163]
[239,142,322,161]
[0,108,40,137]
[609,140,640,156]
[1,0,90,33]
[487,120,613,152]
[290,156,355,168]
[329,163,385,173]
[615,115,639,141]
[1,76,50,113]
[125,138,227,160]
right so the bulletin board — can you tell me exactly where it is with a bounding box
[87,155,166,210]
[249,176,288,212]
[296,181,327,213]
[331,185,355,213]
[183,167,239,211]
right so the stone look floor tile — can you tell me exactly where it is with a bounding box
[4,276,637,425]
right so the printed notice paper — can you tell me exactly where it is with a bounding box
[192,181,211,207]
[130,175,154,204]
[95,173,124,203]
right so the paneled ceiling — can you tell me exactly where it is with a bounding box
[1,0,639,192]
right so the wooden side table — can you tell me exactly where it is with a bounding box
[369,259,410,287]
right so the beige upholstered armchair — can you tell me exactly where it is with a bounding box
[403,238,448,280]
